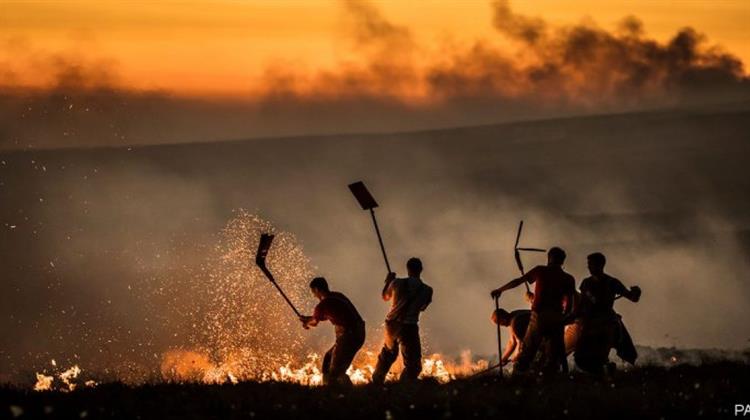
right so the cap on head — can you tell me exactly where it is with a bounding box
[587,252,606,268]
[406,257,423,275]
[548,247,566,265]
[309,277,329,292]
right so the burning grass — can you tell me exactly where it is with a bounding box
[147,211,489,386]
[25,211,490,389]
[7,362,749,419]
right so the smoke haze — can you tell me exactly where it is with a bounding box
[1,104,749,383]
[1,0,749,384]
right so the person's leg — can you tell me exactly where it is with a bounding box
[372,321,400,385]
[546,323,567,374]
[399,323,422,382]
[329,326,366,385]
[615,317,638,364]
[541,312,566,374]
[321,345,334,385]
[514,311,542,373]
[328,339,352,386]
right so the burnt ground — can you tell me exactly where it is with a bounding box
[1,362,748,419]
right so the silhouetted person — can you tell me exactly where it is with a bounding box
[491,247,575,374]
[571,252,641,373]
[371,258,433,384]
[299,277,365,386]
[492,308,531,366]
[580,252,641,315]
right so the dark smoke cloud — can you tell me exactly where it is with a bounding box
[0,0,748,150]
[491,0,547,44]
[427,1,747,105]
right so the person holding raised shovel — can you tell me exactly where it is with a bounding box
[372,258,433,384]
[347,181,433,384]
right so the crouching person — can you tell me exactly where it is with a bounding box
[492,308,532,366]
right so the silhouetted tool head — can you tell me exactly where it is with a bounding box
[513,220,546,275]
[255,233,275,268]
[514,248,525,274]
[514,220,524,249]
[348,181,379,210]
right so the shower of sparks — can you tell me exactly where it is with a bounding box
[32,211,489,390]
[157,211,489,385]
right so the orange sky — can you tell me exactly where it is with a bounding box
[2,0,749,96]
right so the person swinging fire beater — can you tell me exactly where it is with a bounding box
[299,277,366,386]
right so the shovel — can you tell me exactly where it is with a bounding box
[255,233,302,317]
[348,181,392,274]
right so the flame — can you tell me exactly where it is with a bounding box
[159,348,488,386]
[152,212,491,386]
[33,373,54,391]
[34,360,97,391]
[421,355,453,383]
[30,212,491,389]
[59,365,81,391]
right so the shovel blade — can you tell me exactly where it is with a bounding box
[348,181,379,210]
[255,233,275,267]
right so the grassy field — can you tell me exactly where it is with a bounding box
[2,362,748,419]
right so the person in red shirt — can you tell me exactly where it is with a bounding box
[299,277,365,385]
[491,247,575,374]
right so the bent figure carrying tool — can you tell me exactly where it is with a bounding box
[299,277,366,386]
[491,308,532,366]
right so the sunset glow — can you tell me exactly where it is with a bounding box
[2,0,748,97]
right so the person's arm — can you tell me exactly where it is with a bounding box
[524,291,535,304]
[301,302,325,329]
[562,289,574,316]
[501,334,517,365]
[563,276,576,316]
[299,316,319,329]
[382,272,396,301]
[492,267,537,298]
[626,286,642,302]
[419,285,433,311]
[491,277,526,298]
[620,282,641,302]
